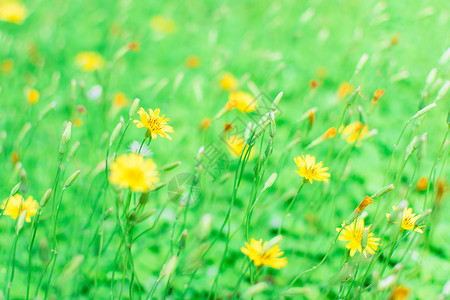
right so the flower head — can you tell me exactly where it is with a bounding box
[134,107,174,140]
[113,92,129,108]
[337,82,354,99]
[1,194,38,222]
[150,15,176,35]
[109,153,159,192]
[323,127,337,140]
[1,59,14,75]
[337,219,381,257]
[386,206,424,233]
[219,73,238,91]
[200,118,212,130]
[27,89,39,105]
[225,135,255,159]
[415,176,428,192]
[241,238,287,269]
[226,91,257,113]
[75,52,104,72]
[340,121,369,145]
[371,88,385,106]
[0,1,27,24]
[185,55,201,68]
[294,155,330,183]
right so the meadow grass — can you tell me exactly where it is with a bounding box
[0,0,449,299]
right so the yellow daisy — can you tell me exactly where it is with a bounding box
[75,52,104,72]
[0,1,27,24]
[294,155,330,183]
[109,153,159,192]
[134,107,174,140]
[386,206,424,233]
[219,73,238,91]
[1,194,38,222]
[225,135,255,159]
[340,121,369,145]
[337,219,381,257]
[226,91,257,113]
[241,238,287,269]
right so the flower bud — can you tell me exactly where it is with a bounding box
[425,68,437,87]
[356,196,373,213]
[405,136,419,159]
[372,184,395,198]
[59,122,72,155]
[39,188,52,207]
[10,182,21,196]
[178,229,188,251]
[38,101,56,121]
[436,80,450,101]
[15,210,27,234]
[136,209,156,224]
[361,228,369,249]
[129,98,140,119]
[354,53,369,75]
[271,91,283,111]
[439,47,450,66]
[159,255,178,280]
[197,214,213,240]
[160,161,182,172]
[411,103,436,120]
[64,170,81,188]
[151,181,167,192]
[262,173,277,192]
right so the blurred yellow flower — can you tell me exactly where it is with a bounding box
[389,285,409,300]
[219,73,238,91]
[386,206,424,233]
[1,194,38,222]
[75,52,104,72]
[340,121,369,145]
[185,55,201,68]
[127,41,140,52]
[322,127,337,140]
[337,219,381,257]
[294,155,330,183]
[337,82,354,99]
[150,15,176,35]
[113,92,129,108]
[415,176,428,192]
[225,135,255,159]
[27,89,39,105]
[226,91,257,113]
[241,238,287,269]
[134,107,174,140]
[109,153,159,192]
[371,88,385,106]
[0,1,27,24]
[200,117,212,130]
[1,59,14,74]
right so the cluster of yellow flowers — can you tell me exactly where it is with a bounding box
[1,194,38,223]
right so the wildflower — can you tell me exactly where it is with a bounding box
[337,219,381,257]
[294,155,330,183]
[223,122,234,135]
[226,91,257,113]
[371,89,385,106]
[356,196,374,213]
[241,238,287,269]
[337,82,354,99]
[76,105,87,114]
[340,121,369,145]
[323,127,337,140]
[27,89,39,105]
[109,153,159,192]
[386,207,424,233]
[127,41,140,52]
[11,151,19,164]
[75,52,104,72]
[73,117,83,127]
[113,92,129,108]
[1,59,14,74]
[225,135,255,159]
[0,1,27,24]
[219,73,238,91]
[309,79,321,90]
[200,118,211,130]
[415,176,428,192]
[185,55,201,68]
[308,109,315,125]
[389,285,410,300]
[390,34,400,46]
[134,108,174,140]
[150,15,176,35]
[1,194,38,222]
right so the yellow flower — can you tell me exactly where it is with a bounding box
[294,155,330,183]
[27,89,39,105]
[0,1,27,24]
[241,238,287,269]
[386,206,424,233]
[134,107,174,140]
[200,117,212,130]
[389,285,410,300]
[337,219,381,257]
[219,73,238,91]
[225,135,255,159]
[337,82,354,99]
[226,91,257,113]
[340,121,369,145]
[113,92,129,108]
[415,176,427,192]
[1,194,38,222]
[109,153,159,192]
[322,127,337,140]
[185,55,201,68]
[150,15,176,35]
[75,52,104,72]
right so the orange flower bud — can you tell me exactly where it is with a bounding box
[200,118,212,130]
[185,55,201,68]
[223,122,234,135]
[416,176,428,192]
[11,151,19,164]
[309,79,321,90]
[371,89,385,105]
[127,41,140,52]
[322,127,337,140]
[308,109,315,125]
[356,196,373,213]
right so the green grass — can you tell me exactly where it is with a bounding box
[1,0,449,299]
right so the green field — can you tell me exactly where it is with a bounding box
[1,0,449,299]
